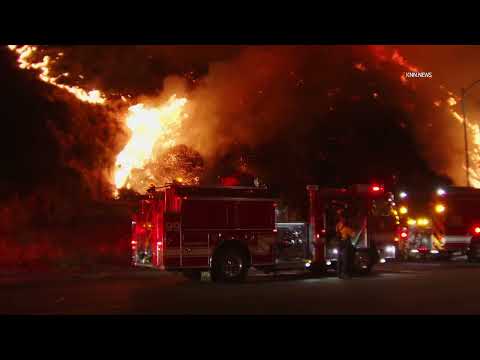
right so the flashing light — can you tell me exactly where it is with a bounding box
[410,249,419,253]
[371,185,382,192]
[305,261,312,268]
[380,258,386,264]
[326,260,332,266]
[437,188,446,196]
[474,227,480,234]
[273,228,278,233]
[407,219,416,226]
[400,232,408,238]
[332,248,338,255]
[399,206,408,215]
[399,191,408,199]
[435,204,446,214]
[176,177,183,183]
[394,237,399,242]
[131,240,137,245]
[430,249,439,254]
[316,233,320,239]
[417,218,430,226]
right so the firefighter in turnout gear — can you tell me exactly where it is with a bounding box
[336,211,355,279]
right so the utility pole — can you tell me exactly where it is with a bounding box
[462,87,471,187]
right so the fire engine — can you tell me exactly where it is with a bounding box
[306,183,397,273]
[395,189,438,260]
[396,186,480,261]
[131,184,278,282]
[431,186,480,260]
[130,182,397,282]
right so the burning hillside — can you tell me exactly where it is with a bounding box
[3,45,476,203]
[3,44,478,267]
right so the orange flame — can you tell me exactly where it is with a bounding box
[114,95,188,189]
[7,45,193,193]
[7,45,107,105]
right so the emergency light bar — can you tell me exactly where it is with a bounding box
[350,184,385,194]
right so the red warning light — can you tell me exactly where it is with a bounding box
[369,184,384,193]
[400,232,408,238]
[474,227,480,234]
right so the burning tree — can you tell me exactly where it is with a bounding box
[128,144,203,191]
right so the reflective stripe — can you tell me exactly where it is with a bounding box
[444,236,470,244]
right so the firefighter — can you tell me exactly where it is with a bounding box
[336,211,355,279]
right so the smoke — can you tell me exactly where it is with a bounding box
[1,45,462,220]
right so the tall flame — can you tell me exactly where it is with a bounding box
[6,45,190,193]
[114,95,188,189]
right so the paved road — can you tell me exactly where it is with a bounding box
[2,261,480,314]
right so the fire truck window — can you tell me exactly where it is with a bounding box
[182,200,231,229]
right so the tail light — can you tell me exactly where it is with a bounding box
[471,226,480,235]
[369,184,384,193]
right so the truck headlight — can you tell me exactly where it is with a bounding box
[385,245,396,253]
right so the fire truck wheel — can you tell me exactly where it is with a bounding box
[182,270,202,281]
[211,246,249,283]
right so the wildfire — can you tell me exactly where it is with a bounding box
[7,45,107,105]
[373,46,480,188]
[114,95,188,189]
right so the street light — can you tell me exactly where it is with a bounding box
[461,80,480,188]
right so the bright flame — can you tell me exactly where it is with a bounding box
[114,95,188,189]
[6,45,194,194]
[7,45,107,105]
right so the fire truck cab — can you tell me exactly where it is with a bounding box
[307,184,397,273]
[131,184,277,282]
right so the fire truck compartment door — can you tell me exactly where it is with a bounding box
[275,223,308,263]
[367,216,396,246]
[182,231,209,268]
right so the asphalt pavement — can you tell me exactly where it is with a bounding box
[1,260,480,314]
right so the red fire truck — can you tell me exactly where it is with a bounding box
[395,186,480,261]
[307,184,397,273]
[131,184,278,282]
[131,182,396,282]
[430,186,480,261]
